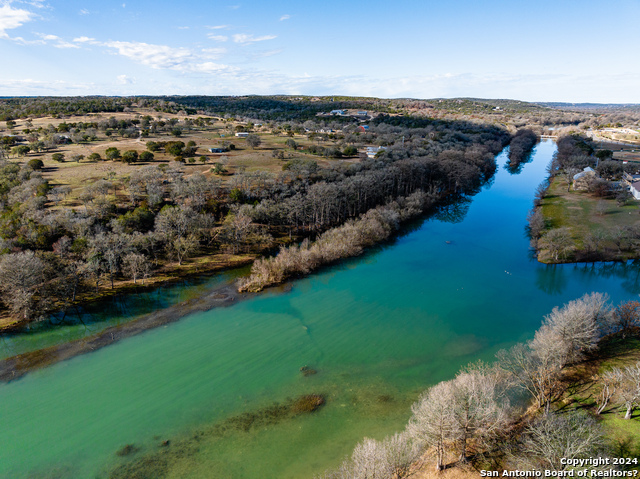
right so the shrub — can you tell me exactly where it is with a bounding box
[27,159,44,170]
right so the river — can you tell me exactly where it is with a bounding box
[0,140,638,478]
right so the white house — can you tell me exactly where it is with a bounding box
[630,181,640,200]
[235,132,249,138]
[572,167,596,190]
[366,146,387,158]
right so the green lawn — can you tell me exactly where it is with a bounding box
[539,176,640,261]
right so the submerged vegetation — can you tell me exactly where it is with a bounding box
[108,393,326,479]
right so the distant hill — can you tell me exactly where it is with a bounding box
[537,102,640,113]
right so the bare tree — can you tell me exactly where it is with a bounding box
[539,227,574,261]
[619,363,640,420]
[219,210,256,254]
[0,251,45,319]
[349,438,391,479]
[516,411,604,471]
[406,380,455,471]
[611,301,640,338]
[595,368,623,415]
[381,432,421,478]
[451,364,511,461]
[169,234,198,265]
[534,292,609,366]
[497,342,562,412]
[122,253,150,284]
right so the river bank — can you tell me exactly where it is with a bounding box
[535,176,640,264]
[0,250,259,334]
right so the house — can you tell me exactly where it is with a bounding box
[330,110,347,116]
[235,132,249,138]
[572,167,596,190]
[366,146,387,158]
[630,181,640,200]
[623,172,640,185]
[357,111,368,116]
[209,148,226,153]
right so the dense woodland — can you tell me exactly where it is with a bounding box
[507,128,539,170]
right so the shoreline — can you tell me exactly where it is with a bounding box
[0,252,259,334]
[0,194,460,382]
[533,175,640,265]
[0,282,248,382]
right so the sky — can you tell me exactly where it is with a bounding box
[1,0,639,102]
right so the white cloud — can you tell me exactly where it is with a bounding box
[73,36,98,44]
[207,34,228,42]
[177,26,189,30]
[228,5,240,9]
[246,49,282,61]
[206,24,228,30]
[102,40,233,74]
[0,3,34,38]
[233,33,276,44]
[117,74,134,85]
[191,62,229,73]
[104,40,193,69]
[35,32,79,48]
[79,8,89,15]
[202,47,226,59]
[279,14,290,21]
[0,78,95,95]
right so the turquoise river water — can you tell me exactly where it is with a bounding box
[1,140,639,478]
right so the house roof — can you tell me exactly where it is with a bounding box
[573,167,596,180]
[631,181,640,191]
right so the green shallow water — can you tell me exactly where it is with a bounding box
[1,140,639,478]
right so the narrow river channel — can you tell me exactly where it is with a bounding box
[1,140,639,478]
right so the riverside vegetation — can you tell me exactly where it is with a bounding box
[316,293,640,478]
[0,96,516,329]
[528,134,640,263]
[2,96,639,328]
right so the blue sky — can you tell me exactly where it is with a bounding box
[1,0,639,102]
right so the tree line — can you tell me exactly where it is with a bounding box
[507,128,538,171]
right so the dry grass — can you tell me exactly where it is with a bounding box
[411,458,482,479]
[5,108,352,192]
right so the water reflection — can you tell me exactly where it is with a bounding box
[433,197,472,224]
[504,148,536,175]
[535,264,568,295]
[535,261,640,296]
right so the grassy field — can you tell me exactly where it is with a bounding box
[538,176,640,262]
[561,335,640,466]
[2,107,359,209]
